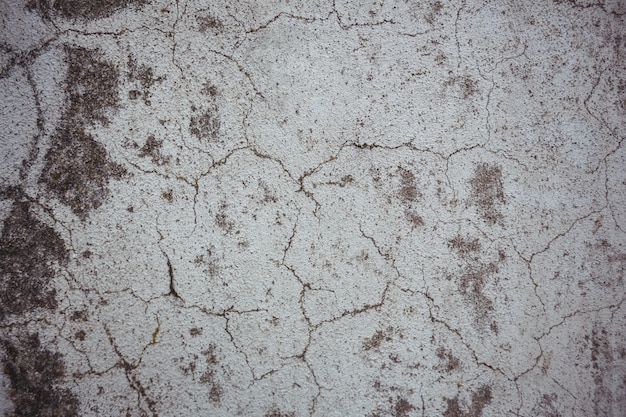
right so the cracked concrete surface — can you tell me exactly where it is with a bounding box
[1,0,625,416]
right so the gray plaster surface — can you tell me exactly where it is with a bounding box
[1,0,625,416]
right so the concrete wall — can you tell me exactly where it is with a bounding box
[1,0,625,416]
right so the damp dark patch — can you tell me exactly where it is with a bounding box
[1,333,79,416]
[264,409,296,417]
[469,164,505,225]
[397,167,419,202]
[39,46,127,218]
[28,0,149,20]
[443,385,492,417]
[436,347,462,372]
[0,201,68,320]
[448,235,481,258]
[189,104,221,142]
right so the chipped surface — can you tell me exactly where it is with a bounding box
[1,0,625,416]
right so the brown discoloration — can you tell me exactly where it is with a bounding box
[0,201,68,319]
[1,333,79,416]
[469,164,505,225]
[443,385,492,417]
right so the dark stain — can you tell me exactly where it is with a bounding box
[363,329,392,351]
[393,396,415,417]
[161,190,173,202]
[448,235,481,258]
[199,345,222,403]
[63,46,120,125]
[444,76,478,99]
[436,347,462,372]
[398,167,419,202]
[201,82,219,97]
[28,0,149,20]
[533,393,561,417]
[199,369,223,403]
[194,249,220,277]
[215,202,234,233]
[40,124,126,217]
[0,201,68,320]
[368,394,416,417]
[139,135,170,166]
[455,263,497,319]
[469,164,505,225]
[443,385,492,417]
[1,333,79,416]
[39,46,127,218]
[197,14,224,33]
[264,409,296,417]
[189,327,203,337]
[189,104,220,142]
[69,309,88,321]
[591,325,612,368]
[405,210,424,227]
[127,55,161,105]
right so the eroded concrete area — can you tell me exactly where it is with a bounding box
[1,0,625,416]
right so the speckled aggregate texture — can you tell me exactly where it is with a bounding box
[1,0,625,416]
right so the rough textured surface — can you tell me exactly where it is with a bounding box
[0,0,625,416]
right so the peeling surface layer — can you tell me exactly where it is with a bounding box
[0,0,625,416]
